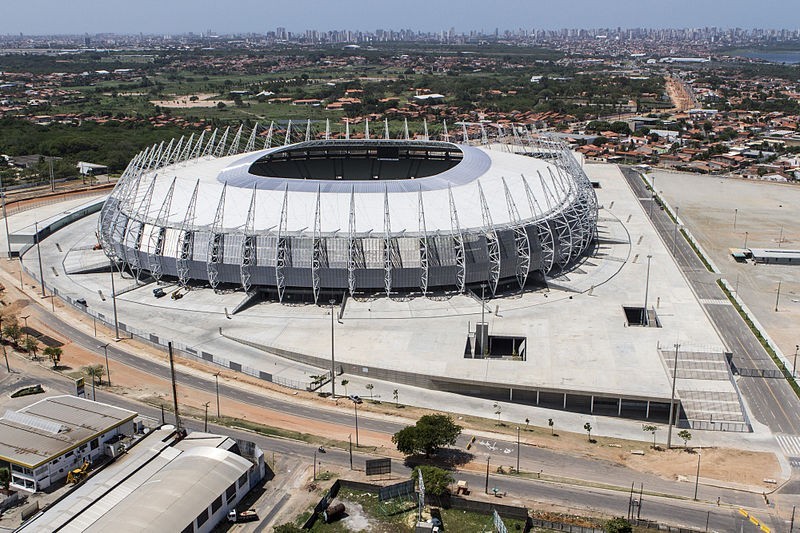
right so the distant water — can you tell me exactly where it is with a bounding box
[734,50,800,64]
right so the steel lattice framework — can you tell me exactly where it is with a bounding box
[99,121,597,303]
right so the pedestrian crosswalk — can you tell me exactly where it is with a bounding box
[790,457,800,469]
[776,434,800,458]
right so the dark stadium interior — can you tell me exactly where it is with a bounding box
[248,140,464,180]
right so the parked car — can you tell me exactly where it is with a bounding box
[152,287,166,298]
[348,395,363,404]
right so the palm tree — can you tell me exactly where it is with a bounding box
[84,364,105,386]
[584,422,593,442]
[548,418,554,436]
[525,417,530,430]
[341,379,349,396]
[393,389,399,407]
[44,346,63,369]
[365,383,374,399]
[3,322,21,346]
[24,337,39,360]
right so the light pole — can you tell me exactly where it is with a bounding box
[479,283,487,357]
[352,397,360,447]
[329,298,336,398]
[1,182,11,259]
[793,345,799,378]
[99,343,111,386]
[313,448,317,481]
[21,315,30,344]
[693,452,702,501]
[34,221,45,298]
[775,280,782,312]
[203,401,210,432]
[733,208,737,229]
[516,426,520,474]
[666,343,680,449]
[109,259,120,340]
[643,254,652,326]
[214,372,221,417]
[672,206,680,255]
[744,231,749,249]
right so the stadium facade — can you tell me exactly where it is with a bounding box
[98,122,598,303]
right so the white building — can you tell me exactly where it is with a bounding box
[0,395,137,492]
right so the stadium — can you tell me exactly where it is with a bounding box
[98,122,598,303]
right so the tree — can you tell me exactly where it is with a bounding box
[274,523,304,533]
[3,322,21,346]
[340,379,349,396]
[24,337,39,359]
[0,467,9,491]
[604,517,633,533]
[392,389,399,407]
[584,422,593,442]
[548,418,554,436]
[365,383,374,399]
[392,414,462,457]
[678,429,692,450]
[84,364,105,385]
[412,465,454,497]
[525,417,530,430]
[642,424,659,449]
[44,346,63,369]
[493,402,502,424]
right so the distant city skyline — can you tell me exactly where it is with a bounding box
[3,0,799,36]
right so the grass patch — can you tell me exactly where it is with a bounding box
[680,228,714,272]
[716,280,800,399]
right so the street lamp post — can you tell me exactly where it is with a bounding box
[1,186,11,259]
[313,448,317,481]
[643,254,652,326]
[672,207,680,255]
[214,372,221,417]
[733,208,738,229]
[34,221,45,299]
[203,402,210,432]
[693,452,702,501]
[21,315,30,344]
[109,259,120,340]
[666,343,680,449]
[352,398,360,447]
[793,345,799,378]
[744,231,749,249]
[516,426,520,474]
[329,298,337,398]
[99,343,111,386]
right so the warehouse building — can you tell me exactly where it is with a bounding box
[0,395,138,493]
[18,426,267,533]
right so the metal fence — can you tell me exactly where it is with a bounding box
[21,263,315,392]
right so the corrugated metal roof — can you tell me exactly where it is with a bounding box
[0,395,136,468]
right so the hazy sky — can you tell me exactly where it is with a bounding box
[4,0,800,35]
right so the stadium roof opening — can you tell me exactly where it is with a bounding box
[248,140,464,181]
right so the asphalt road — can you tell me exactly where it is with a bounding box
[11,308,783,532]
[621,166,800,436]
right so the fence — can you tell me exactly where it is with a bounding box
[20,263,315,392]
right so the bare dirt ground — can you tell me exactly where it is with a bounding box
[665,75,697,112]
[0,257,781,492]
[151,93,234,109]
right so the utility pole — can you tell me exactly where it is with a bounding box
[330,298,336,398]
[744,231,749,249]
[516,426,520,473]
[348,434,353,470]
[733,208,737,229]
[49,158,55,193]
[667,343,680,449]
[168,342,181,429]
[34,221,45,298]
[793,345,799,378]
[775,281,782,312]
[485,456,490,494]
[203,402,210,432]
[0,316,9,372]
[353,398,359,447]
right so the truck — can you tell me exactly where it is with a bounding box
[227,509,259,523]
